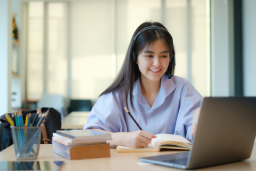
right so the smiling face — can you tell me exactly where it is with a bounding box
[136,39,170,83]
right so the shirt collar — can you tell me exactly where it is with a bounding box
[160,75,176,98]
[132,78,145,106]
[132,75,176,109]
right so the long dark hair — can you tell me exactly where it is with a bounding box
[100,21,175,110]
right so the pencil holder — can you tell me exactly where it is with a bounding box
[11,126,42,160]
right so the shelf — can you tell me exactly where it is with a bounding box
[12,72,20,78]
[12,40,20,47]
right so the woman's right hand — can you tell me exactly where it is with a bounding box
[112,130,157,148]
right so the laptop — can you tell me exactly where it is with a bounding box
[139,97,256,169]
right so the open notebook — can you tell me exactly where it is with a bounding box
[116,134,191,153]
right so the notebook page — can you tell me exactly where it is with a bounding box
[116,144,158,152]
[152,134,191,147]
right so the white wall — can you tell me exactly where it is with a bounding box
[243,0,256,96]
[0,0,12,114]
[12,0,23,109]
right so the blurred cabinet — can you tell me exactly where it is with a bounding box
[11,75,21,109]
[11,38,21,109]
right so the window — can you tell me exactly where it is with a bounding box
[27,0,210,100]
[71,0,113,99]
[27,2,44,100]
[27,2,68,100]
[47,3,67,96]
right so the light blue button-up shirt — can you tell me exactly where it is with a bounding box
[84,75,202,141]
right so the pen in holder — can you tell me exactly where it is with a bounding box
[11,126,42,160]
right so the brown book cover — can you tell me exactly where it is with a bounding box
[52,140,110,160]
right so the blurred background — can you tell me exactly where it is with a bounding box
[0,0,255,117]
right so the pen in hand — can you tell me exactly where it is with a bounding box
[124,107,157,147]
[124,107,143,130]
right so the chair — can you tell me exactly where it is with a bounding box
[37,94,67,119]
[67,99,92,114]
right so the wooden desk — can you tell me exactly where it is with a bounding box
[1,144,256,171]
[61,112,90,129]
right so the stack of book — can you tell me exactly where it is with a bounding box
[52,129,112,160]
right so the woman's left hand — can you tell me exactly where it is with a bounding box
[191,108,200,137]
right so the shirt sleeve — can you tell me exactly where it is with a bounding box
[83,90,127,132]
[174,81,202,142]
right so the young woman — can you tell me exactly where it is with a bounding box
[84,22,202,148]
